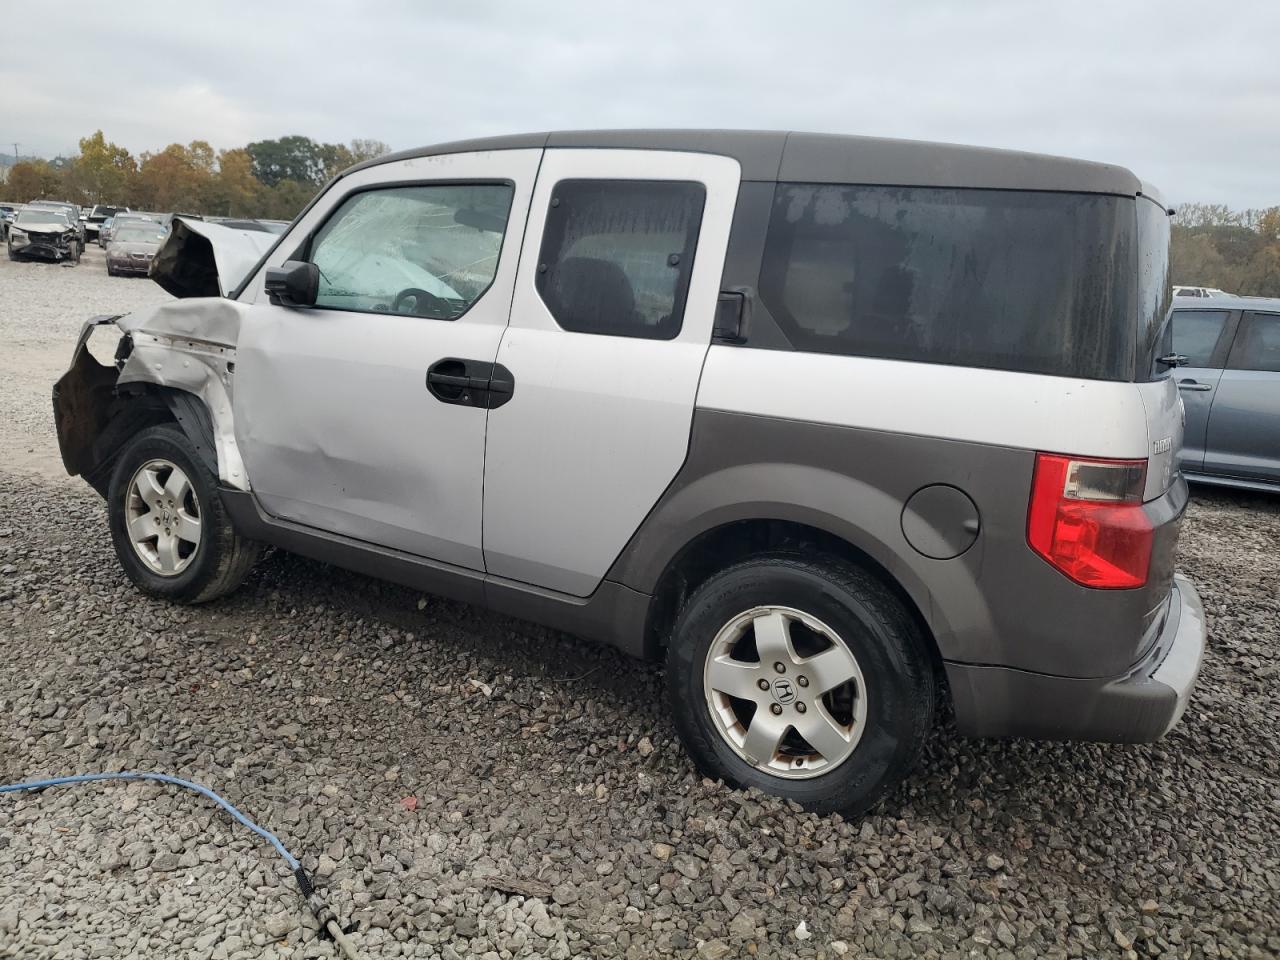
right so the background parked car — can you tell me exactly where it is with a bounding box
[1174,285,1229,298]
[7,206,81,263]
[1169,294,1280,491]
[0,204,18,240]
[25,201,86,255]
[105,220,167,276]
[84,204,128,241]
[100,211,166,247]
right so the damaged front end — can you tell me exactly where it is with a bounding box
[10,226,77,261]
[53,221,264,496]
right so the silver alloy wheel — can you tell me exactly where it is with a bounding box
[702,605,868,780]
[125,459,202,576]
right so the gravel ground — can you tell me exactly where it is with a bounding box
[1,250,1278,959]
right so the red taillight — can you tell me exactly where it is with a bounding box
[1027,453,1152,589]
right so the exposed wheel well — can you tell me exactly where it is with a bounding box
[644,519,942,672]
[62,378,214,498]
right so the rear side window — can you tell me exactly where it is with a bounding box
[1229,313,1280,372]
[758,184,1137,379]
[536,179,705,340]
[1170,310,1230,367]
[309,183,513,319]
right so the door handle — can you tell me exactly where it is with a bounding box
[426,358,516,409]
[1177,380,1212,392]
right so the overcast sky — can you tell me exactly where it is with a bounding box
[3,1,1276,207]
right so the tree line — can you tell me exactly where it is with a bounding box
[5,132,1276,296]
[1171,202,1280,298]
[0,130,391,221]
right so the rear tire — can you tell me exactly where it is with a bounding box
[107,424,261,603]
[666,553,935,816]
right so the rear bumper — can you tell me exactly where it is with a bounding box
[946,574,1206,743]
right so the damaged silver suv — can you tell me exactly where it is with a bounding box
[55,131,1206,815]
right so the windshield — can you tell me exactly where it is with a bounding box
[91,206,123,219]
[16,209,71,227]
[113,225,163,243]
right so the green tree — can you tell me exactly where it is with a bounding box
[347,139,392,164]
[246,135,338,187]
[260,179,318,220]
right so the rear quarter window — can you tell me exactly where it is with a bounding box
[758,184,1138,379]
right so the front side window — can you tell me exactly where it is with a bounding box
[309,183,514,319]
[1230,313,1280,372]
[1170,310,1230,368]
[758,184,1138,379]
[536,179,705,340]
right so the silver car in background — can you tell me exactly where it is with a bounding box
[25,200,86,255]
[1169,294,1280,491]
[6,206,82,263]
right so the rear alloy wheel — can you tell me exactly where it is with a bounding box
[703,605,868,779]
[666,554,935,816]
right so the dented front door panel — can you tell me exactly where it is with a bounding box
[231,149,544,571]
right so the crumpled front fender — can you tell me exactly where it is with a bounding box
[52,298,252,494]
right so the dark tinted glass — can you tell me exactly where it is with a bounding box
[1231,313,1280,372]
[537,179,705,340]
[1136,197,1173,379]
[1170,310,1229,367]
[759,184,1137,378]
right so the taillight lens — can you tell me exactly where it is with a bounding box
[1027,454,1152,589]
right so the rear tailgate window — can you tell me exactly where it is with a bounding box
[758,184,1138,379]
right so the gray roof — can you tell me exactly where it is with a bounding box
[1174,294,1280,312]
[347,129,1146,195]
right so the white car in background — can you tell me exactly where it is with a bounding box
[1174,285,1229,299]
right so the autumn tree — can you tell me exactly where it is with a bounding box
[132,142,213,212]
[204,148,262,217]
[1,161,64,202]
[1172,203,1280,298]
[64,130,135,205]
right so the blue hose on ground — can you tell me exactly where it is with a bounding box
[0,771,359,959]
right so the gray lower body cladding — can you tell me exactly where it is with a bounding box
[608,408,1187,682]
[217,488,652,659]
[946,574,1205,741]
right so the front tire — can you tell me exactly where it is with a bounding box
[666,554,935,816]
[107,424,260,603]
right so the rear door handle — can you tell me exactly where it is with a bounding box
[426,358,516,409]
[1177,380,1212,392]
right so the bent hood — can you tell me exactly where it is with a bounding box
[149,216,279,299]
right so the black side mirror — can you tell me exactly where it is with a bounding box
[265,260,319,307]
